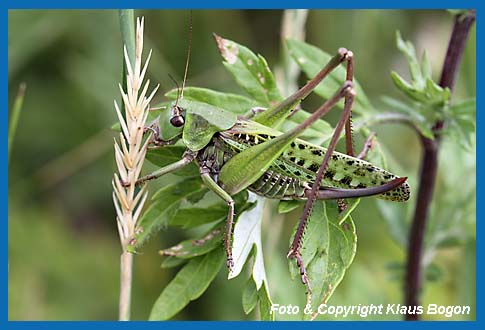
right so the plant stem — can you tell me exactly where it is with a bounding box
[119,10,135,65]
[277,9,309,96]
[8,83,26,164]
[404,11,475,320]
[118,9,135,119]
[117,9,136,322]
[119,251,134,321]
[354,112,419,133]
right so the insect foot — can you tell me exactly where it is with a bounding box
[344,49,354,61]
[144,116,161,138]
[144,117,176,148]
[337,47,348,59]
[287,248,313,305]
[227,256,234,272]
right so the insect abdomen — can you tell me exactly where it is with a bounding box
[280,142,410,202]
[248,169,308,199]
[216,126,410,202]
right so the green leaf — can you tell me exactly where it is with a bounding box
[149,248,225,320]
[242,278,258,314]
[166,87,259,116]
[380,95,422,118]
[280,109,334,146]
[385,261,405,282]
[395,31,425,88]
[134,178,207,248]
[161,256,187,269]
[214,34,283,106]
[118,10,135,68]
[145,146,199,177]
[449,98,476,116]
[424,263,444,282]
[443,98,476,149]
[392,32,451,109]
[258,282,274,321]
[170,190,249,229]
[160,226,224,259]
[435,234,464,248]
[278,200,302,214]
[170,206,226,228]
[379,96,435,139]
[450,117,476,147]
[376,199,409,248]
[415,120,435,140]
[421,50,432,79]
[338,198,360,224]
[289,201,357,318]
[390,71,427,104]
[286,39,374,115]
[356,126,388,170]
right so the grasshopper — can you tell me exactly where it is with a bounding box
[138,32,410,296]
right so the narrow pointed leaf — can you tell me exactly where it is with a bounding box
[170,190,250,229]
[278,200,303,214]
[242,279,258,314]
[160,226,224,259]
[134,178,207,248]
[170,206,226,228]
[166,87,259,115]
[149,248,224,320]
[214,34,282,106]
[289,201,357,319]
[258,282,274,321]
[395,31,424,88]
[161,256,187,269]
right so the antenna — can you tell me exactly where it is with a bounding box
[168,73,181,106]
[180,10,193,100]
[170,11,193,128]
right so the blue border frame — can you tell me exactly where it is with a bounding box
[1,0,481,9]
[5,0,480,328]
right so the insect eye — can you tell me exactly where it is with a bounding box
[170,115,185,127]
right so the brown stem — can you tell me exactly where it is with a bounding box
[404,11,475,320]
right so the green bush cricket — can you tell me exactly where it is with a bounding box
[134,31,411,301]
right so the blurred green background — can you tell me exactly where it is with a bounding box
[8,10,475,320]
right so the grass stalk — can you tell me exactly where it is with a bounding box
[113,15,159,321]
[8,83,26,164]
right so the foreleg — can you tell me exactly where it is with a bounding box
[135,151,196,185]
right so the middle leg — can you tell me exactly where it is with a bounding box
[200,169,236,271]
